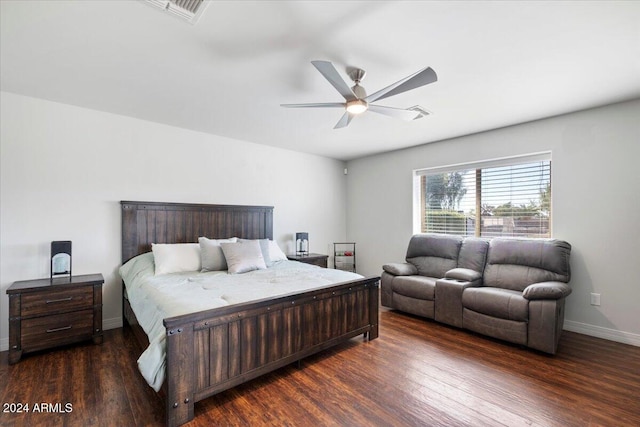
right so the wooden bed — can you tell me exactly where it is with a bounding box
[120,201,380,427]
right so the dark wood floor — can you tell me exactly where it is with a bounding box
[2,309,639,427]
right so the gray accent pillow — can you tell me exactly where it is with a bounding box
[238,238,272,266]
[220,241,268,274]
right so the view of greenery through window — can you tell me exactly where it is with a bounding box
[418,160,551,238]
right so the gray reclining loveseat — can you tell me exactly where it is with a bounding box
[381,234,572,354]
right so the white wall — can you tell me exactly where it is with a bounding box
[0,92,348,350]
[3,93,639,351]
[346,99,640,345]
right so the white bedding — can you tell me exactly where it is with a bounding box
[119,252,363,391]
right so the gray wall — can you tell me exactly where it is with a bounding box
[346,99,640,345]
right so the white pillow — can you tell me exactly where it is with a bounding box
[199,236,238,271]
[220,240,267,274]
[151,243,201,276]
[268,240,288,262]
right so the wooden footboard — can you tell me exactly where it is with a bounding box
[162,276,379,427]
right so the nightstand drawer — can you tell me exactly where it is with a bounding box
[287,253,328,268]
[7,274,103,363]
[21,286,93,317]
[21,309,94,352]
[303,257,328,268]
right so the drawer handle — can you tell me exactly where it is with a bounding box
[45,297,73,304]
[46,325,72,333]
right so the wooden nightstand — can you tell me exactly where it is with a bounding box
[6,273,104,364]
[287,253,329,268]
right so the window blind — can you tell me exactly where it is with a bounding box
[415,153,552,238]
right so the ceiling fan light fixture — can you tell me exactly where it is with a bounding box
[281,61,437,128]
[346,99,368,115]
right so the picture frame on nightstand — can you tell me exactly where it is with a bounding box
[51,240,72,280]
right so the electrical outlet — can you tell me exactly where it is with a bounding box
[590,293,601,306]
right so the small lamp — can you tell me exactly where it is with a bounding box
[295,232,309,256]
[51,240,72,281]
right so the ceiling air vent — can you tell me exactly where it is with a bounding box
[145,0,210,24]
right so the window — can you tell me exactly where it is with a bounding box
[413,153,551,238]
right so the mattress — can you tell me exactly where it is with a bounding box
[119,252,363,391]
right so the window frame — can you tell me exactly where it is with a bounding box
[413,152,552,238]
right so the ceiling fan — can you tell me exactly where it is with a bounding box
[281,60,437,129]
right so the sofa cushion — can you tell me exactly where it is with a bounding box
[457,237,489,273]
[462,287,529,322]
[393,294,435,319]
[392,276,437,300]
[463,308,528,346]
[406,234,462,278]
[483,238,571,291]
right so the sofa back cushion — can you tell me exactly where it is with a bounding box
[483,238,571,291]
[457,237,489,273]
[406,234,462,278]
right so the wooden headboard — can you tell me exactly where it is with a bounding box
[121,201,273,263]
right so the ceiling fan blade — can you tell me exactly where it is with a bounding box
[334,111,354,129]
[280,102,345,108]
[365,67,437,103]
[311,60,358,102]
[368,105,422,121]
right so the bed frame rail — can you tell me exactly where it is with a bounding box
[164,276,379,427]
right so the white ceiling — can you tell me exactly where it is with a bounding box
[2,1,639,161]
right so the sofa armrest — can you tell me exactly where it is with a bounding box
[382,262,418,276]
[444,268,482,282]
[523,281,572,300]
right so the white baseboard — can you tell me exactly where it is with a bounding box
[3,319,637,352]
[103,316,123,331]
[564,320,640,347]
